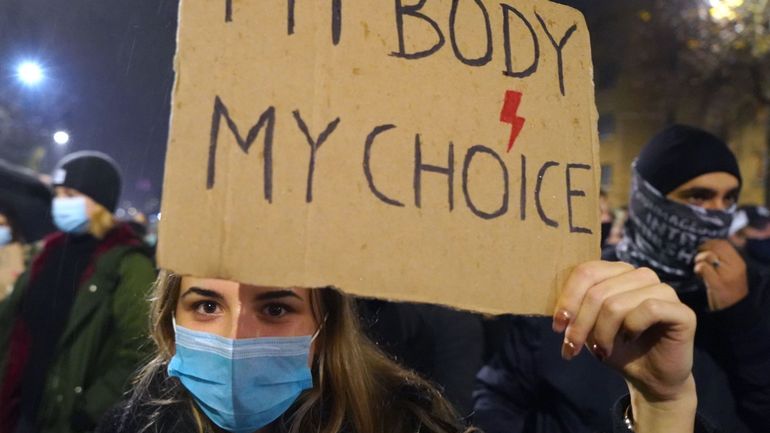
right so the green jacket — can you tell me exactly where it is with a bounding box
[0,226,156,433]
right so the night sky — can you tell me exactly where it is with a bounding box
[0,0,178,214]
[0,0,600,215]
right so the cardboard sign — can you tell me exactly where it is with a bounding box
[159,0,600,315]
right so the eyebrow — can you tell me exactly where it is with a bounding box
[677,187,716,196]
[677,186,740,198]
[255,290,302,301]
[181,287,224,300]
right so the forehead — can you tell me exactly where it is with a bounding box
[55,186,84,195]
[673,172,740,192]
[179,276,310,300]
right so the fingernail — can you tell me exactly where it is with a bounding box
[590,343,608,361]
[552,310,571,333]
[561,338,577,360]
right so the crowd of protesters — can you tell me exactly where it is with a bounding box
[0,124,768,433]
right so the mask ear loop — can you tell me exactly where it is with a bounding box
[311,313,329,342]
[311,312,329,433]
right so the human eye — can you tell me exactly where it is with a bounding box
[261,303,293,319]
[192,300,223,318]
[724,192,738,208]
[681,189,713,206]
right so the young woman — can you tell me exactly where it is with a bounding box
[0,151,157,433]
[98,260,699,433]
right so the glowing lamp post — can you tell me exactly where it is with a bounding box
[53,131,70,146]
[16,61,44,86]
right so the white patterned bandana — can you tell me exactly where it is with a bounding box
[616,169,734,292]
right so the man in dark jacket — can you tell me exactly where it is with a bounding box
[474,125,770,433]
[0,151,157,433]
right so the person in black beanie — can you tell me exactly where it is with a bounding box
[473,125,770,433]
[0,151,157,433]
[614,125,745,306]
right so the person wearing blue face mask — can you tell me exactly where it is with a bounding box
[474,125,770,433]
[95,263,708,433]
[0,151,157,433]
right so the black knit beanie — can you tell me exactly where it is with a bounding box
[52,151,122,212]
[636,124,742,195]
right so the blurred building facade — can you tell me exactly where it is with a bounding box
[589,1,770,208]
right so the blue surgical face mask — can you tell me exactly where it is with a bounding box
[168,323,316,433]
[52,197,90,234]
[0,226,12,246]
[143,233,157,247]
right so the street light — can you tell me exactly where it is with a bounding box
[16,61,44,86]
[53,131,70,145]
[708,0,744,20]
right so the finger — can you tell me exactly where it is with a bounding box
[590,283,679,359]
[621,299,697,402]
[694,258,720,282]
[621,298,696,344]
[699,239,740,266]
[694,251,722,273]
[553,261,635,333]
[562,267,660,359]
[694,250,718,265]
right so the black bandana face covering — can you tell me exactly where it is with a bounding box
[616,169,734,291]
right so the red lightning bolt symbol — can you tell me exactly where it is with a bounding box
[500,90,526,153]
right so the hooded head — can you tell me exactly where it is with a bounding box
[616,125,741,290]
[636,124,741,199]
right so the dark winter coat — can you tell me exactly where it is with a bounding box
[357,300,484,416]
[0,224,157,433]
[96,367,458,433]
[97,373,694,433]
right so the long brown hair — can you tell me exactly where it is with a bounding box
[129,271,472,433]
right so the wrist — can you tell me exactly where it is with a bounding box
[627,375,697,433]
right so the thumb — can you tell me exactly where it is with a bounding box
[694,261,722,310]
[694,258,719,281]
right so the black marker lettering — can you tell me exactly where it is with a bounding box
[449,0,493,66]
[225,0,233,22]
[520,154,527,221]
[414,135,455,210]
[535,13,577,96]
[566,163,592,234]
[288,0,340,44]
[208,96,275,202]
[392,0,445,59]
[288,0,295,34]
[332,0,342,45]
[364,125,404,207]
[535,161,559,227]
[501,4,539,78]
[292,111,341,203]
[462,145,509,220]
